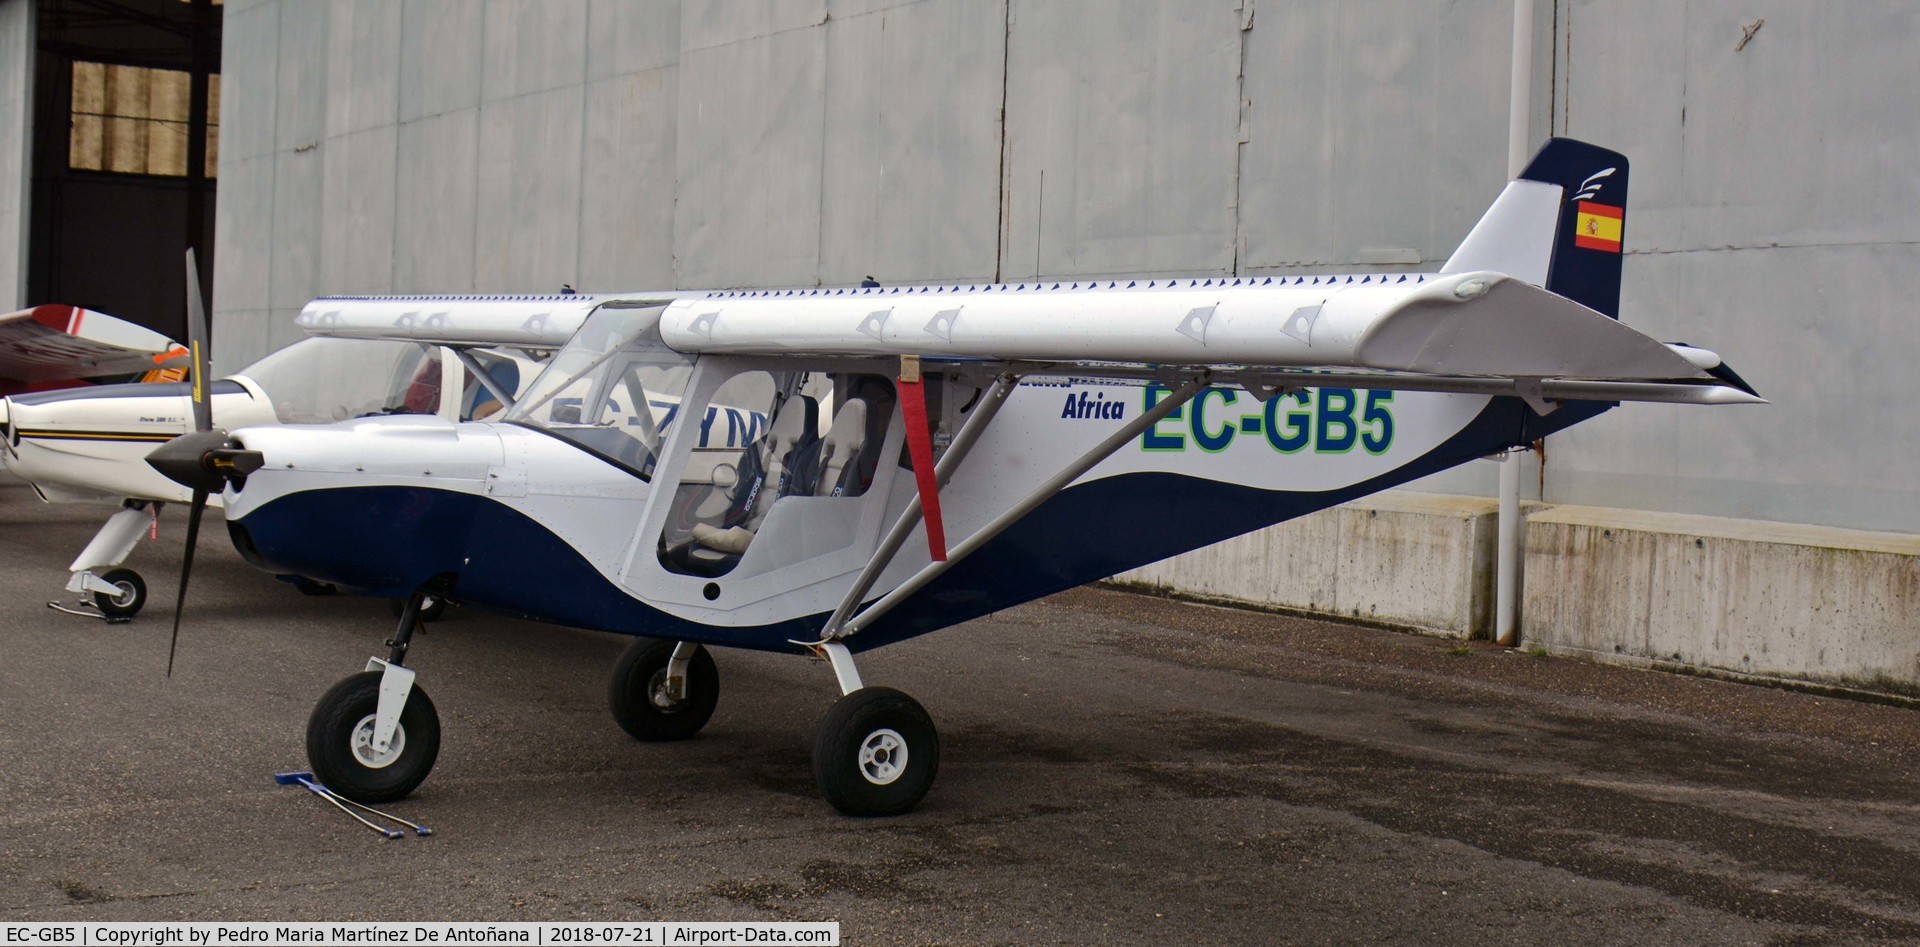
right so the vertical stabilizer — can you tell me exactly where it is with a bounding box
[1443,138,1630,319]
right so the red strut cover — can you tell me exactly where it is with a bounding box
[897,375,948,561]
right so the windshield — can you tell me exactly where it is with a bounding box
[503,302,693,478]
[235,337,439,423]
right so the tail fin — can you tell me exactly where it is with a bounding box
[1443,138,1630,318]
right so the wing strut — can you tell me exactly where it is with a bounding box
[809,371,1212,645]
[814,371,1022,641]
[450,348,517,411]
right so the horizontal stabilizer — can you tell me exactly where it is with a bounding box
[1352,277,1698,380]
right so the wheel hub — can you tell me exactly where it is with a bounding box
[349,714,407,768]
[857,727,908,785]
[108,582,138,607]
[647,668,684,712]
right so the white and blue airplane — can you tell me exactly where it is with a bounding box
[149,139,1760,816]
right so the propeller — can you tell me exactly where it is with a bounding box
[144,249,263,676]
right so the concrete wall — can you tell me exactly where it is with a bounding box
[1525,505,1920,695]
[1122,495,1920,697]
[0,0,31,310]
[1113,493,1500,639]
[213,1,1920,538]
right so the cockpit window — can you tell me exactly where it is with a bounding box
[502,301,693,479]
[236,337,438,423]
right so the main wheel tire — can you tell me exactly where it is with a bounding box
[608,638,718,742]
[388,594,449,622]
[306,670,441,804]
[813,687,939,817]
[92,568,146,619]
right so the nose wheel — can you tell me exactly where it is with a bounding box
[306,591,441,803]
[306,669,441,803]
[92,568,147,618]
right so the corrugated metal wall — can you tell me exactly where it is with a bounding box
[0,0,32,310]
[211,0,1920,534]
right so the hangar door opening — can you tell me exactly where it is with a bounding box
[27,0,220,343]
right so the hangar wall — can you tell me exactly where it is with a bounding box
[212,1,1920,541]
[0,0,31,310]
[1534,0,1920,537]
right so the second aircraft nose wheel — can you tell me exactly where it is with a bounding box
[93,568,147,619]
[813,687,939,816]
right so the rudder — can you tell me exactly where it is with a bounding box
[1524,138,1629,318]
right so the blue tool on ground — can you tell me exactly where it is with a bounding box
[274,771,432,839]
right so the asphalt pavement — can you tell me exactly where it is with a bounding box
[4,478,1919,945]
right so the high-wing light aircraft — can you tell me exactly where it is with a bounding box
[0,263,591,621]
[150,140,1760,816]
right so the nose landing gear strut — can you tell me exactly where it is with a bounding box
[305,591,443,803]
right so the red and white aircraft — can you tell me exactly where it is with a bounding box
[0,303,186,397]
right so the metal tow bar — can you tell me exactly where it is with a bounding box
[273,771,432,840]
[45,601,129,624]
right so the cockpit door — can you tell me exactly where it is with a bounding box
[620,357,916,627]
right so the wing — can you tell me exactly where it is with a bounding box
[649,273,1760,407]
[294,291,693,350]
[0,305,186,389]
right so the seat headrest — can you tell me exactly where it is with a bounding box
[769,394,816,448]
[823,399,867,452]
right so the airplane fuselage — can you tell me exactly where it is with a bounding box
[1,379,275,504]
[219,340,1604,653]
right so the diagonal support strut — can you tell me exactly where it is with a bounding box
[824,372,1213,642]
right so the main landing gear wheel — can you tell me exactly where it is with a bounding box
[609,639,718,741]
[307,670,441,804]
[813,687,939,817]
[389,594,449,622]
[92,568,146,619]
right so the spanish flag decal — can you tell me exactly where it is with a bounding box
[1573,201,1623,253]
